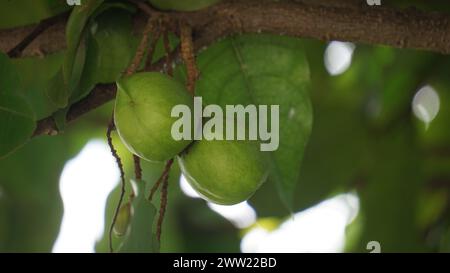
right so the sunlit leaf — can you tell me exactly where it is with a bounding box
[73,8,136,102]
[46,0,104,108]
[64,0,104,83]
[190,34,313,209]
[119,180,158,253]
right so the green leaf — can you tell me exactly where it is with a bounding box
[67,37,88,96]
[119,180,158,253]
[72,8,136,102]
[46,0,104,107]
[0,0,69,29]
[250,100,368,217]
[64,0,104,81]
[96,159,181,253]
[11,52,65,119]
[53,108,69,132]
[87,9,135,83]
[46,68,68,108]
[113,202,131,237]
[190,34,313,208]
[0,53,36,158]
[0,55,20,92]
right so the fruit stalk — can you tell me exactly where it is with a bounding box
[106,120,127,253]
[180,23,199,96]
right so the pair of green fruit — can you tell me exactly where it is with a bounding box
[114,72,269,205]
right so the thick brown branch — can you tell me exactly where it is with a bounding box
[2,0,450,56]
[15,0,450,136]
[32,83,116,136]
[187,0,450,53]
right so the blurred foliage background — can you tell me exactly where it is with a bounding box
[0,0,450,253]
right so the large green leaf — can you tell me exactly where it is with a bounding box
[46,0,104,108]
[119,180,158,253]
[72,8,136,102]
[0,0,69,29]
[0,53,36,158]
[12,52,65,119]
[83,9,135,83]
[190,34,313,208]
[64,0,104,83]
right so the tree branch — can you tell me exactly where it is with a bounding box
[2,0,446,137]
[6,12,69,58]
[187,0,450,53]
[32,83,116,136]
[2,0,450,55]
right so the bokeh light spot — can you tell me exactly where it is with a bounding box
[324,41,355,76]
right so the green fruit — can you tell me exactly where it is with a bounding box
[178,140,269,205]
[114,72,193,162]
[114,202,131,237]
[148,0,220,11]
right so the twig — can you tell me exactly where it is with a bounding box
[32,48,177,137]
[133,155,142,181]
[121,16,160,182]
[7,12,69,58]
[179,22,199,95]
[125,18,156,76]
[144,21,163,70]
[106,14,161,248]
[106,120,127,253]
[156,177,169,243]
[3,0,450,57]
[128,0,159,16]
[148,159,174,201]
[162,29,173,76]
[156,159,174,243]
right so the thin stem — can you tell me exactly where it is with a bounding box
[125,17,156,76]
[122,17,160,181]
[156,159,173,243]
[128,0,159,16]
[162,29,173,76]
[133,155,142,181]
[148,159,174,201]
[179,22,199,95]
[144,21,162,71]
[106,119,126,253]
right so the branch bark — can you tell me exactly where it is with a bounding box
[1,0,448,136]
